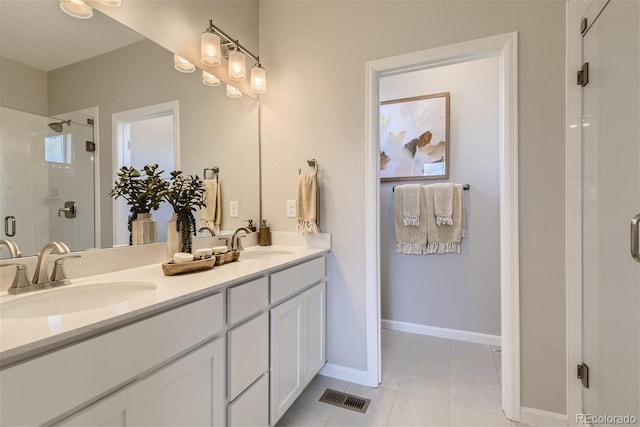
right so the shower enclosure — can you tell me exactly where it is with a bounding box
[0,106,96,257]
[581,0,639,419]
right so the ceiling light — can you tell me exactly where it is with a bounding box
[174,55,195,73]
[59,0,93,19]
[226,85,242,98]
[203,71,221,87]
[250,64,266,93]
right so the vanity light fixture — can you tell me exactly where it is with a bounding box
[59,0,121,19]
[203,71,221,87]
[174,54,195,73]
[59,0,93,19]
[226,84,242,98]
[201,19,267,93]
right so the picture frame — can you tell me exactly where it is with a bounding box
[379,92,450,181]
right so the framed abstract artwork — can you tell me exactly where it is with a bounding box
[379,92,450,181]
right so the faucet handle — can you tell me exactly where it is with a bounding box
[1,263,32,295]
[217,237,231,251]
[51,255,81,285]
[234,234,248,251]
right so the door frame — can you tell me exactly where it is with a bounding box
[364,32,520,420]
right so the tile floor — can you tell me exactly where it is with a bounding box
[276,328,517,427]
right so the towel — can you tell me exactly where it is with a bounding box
[425,184,465,254]
[395,185,428,254]
[296,173,320,236]
[433,183,454,226]
[201,178,221,233]
[401,184,421,226]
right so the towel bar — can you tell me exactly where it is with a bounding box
[392,184,469,192]
[204,167,219,180]
[298,159,318,175]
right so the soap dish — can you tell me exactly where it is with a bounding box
[161,256,216,276]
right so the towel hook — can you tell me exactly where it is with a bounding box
[299,159,318,175]
[204,166,219,180]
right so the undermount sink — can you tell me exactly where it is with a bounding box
[0,281,157,319]
[240,249,294,259]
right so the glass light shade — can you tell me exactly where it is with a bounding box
[201,32,221,66]
[202,71,221,87]
[250,65,267,93]
[226,84,242,98]
[228,49,246,81]
[59,0,93,19]
[96,0,122,6]
[174,54,195,73]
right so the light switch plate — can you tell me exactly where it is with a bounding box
[230,201,239,218]
[286,200,297,218]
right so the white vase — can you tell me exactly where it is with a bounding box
[167,213,181,260]
[131,212,157,245]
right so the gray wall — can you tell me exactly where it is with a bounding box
[380,57,501,336]
[259,0,566,414]
[0,56,47,115]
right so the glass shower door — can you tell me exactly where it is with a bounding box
[581,0,639,421]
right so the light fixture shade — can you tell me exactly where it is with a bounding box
[96,0,122,6]
[59,0,93,19]
[226,84,242,98]
[250,65,267,93]
[228,49,246,81]
[174,54,195,73]
[201,31,221,66]
[202,71,221,87]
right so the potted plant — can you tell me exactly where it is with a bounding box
[109,164,169,245]
[163,171,206,257]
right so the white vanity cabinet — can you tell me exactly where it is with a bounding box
[270,257,326,426]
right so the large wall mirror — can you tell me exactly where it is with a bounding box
[0,1,260,258]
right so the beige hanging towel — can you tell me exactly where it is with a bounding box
[433,183,454,226]
[296,173,320,236]
[425,184,465,254]
[395,185,428,254]
[201,177,221,233]
[401,184,421,226]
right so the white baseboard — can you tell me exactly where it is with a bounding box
[520,406,568,426]
[382,319,501,346]
[319,363,376,387]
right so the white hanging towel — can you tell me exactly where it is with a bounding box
[296,172,320,237]
[401,184,421,226]
[433,183,454,226]
[425,184,465,254]
[394,185,428,254]
[201,177,221,233]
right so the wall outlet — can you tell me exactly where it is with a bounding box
[229,201,239,218]
[286,200,297,218]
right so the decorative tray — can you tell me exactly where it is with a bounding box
[161,257,216,276]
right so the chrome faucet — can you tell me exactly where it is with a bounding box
[198,226,217,236]
[231,227,252,251]
[32,242,70,285]
[0,240,22,258]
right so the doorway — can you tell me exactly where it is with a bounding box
[365,32,520,420]
[113,101,180,246]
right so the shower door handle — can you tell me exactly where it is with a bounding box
[631,214,640,263]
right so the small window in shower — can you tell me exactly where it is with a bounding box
[44,134,71,164]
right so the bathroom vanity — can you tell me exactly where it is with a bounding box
[0,244,328,426]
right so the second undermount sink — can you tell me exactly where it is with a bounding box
[0,281,157,319]
[240,249,294,259]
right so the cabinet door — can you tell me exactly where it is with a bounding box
[128,338,225,427]
[270,294,303,425]
[303,282,326,385]
[228,312,269,401]
[60,391,126,426]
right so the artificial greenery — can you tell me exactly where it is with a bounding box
[163,171,206,253]
[109,164,170,245]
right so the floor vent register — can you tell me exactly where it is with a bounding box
[319,389,371,414]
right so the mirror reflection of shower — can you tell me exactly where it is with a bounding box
[48,120,71,133]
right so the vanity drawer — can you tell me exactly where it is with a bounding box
[227,277,268,326]
[227,312,268,401]
[270,257,325,303]
[227,373,268,427]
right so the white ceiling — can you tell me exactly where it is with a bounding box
[0,0,144,72]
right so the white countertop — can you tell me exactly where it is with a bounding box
[0,245,329,368]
